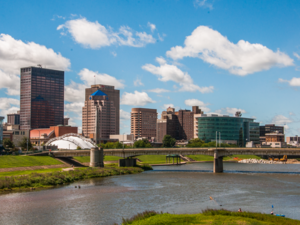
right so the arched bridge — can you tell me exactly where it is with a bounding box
[50,147,300,173]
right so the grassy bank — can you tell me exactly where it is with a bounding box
[0,156,63,168]
[0,168,66,178]
[74,156,122,163]
[122,209,300,225]
[0,165,152,191]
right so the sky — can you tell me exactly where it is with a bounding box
[1,0,300,136]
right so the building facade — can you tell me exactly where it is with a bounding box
[260,124,284,136]
[194,114,260,146]
[156,106,203,143]
[82,90,116,143]
[7,112,20,125]
[20,67,64,130]
[85,84,120,134]
[0,116,4,148]
[131,108,157,140]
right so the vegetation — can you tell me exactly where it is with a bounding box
[187,138,238,148]
[18,137,33,150]
[73,156,122,163]
[98,141,130,149]
[136,155,167,164]
[0,156,63,168]
[162,135,176,147]
[121,209,300,225]
[133,139,152,148]
[3,138,14,148]
[0,168,66,178]
[0,166,144,191]
[186,154,262,161]
[186,155,214,161]
[76,146,81,150]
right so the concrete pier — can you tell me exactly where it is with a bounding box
[89,147,104,167]
[118,158,137,167]
[213,150,223,173]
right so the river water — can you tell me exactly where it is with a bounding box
[0,163,300,225]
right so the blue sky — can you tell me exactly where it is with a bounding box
[1,0,300,136]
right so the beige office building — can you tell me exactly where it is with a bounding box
[82,90,116,143]
[131,108,157,140]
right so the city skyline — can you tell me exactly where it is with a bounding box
[1,1,300,136]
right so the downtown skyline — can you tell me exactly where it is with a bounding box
[1,0,300,136]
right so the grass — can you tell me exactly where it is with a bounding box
[0,156,63,168]
[186,154,262,162]
[186,155,214,161]
[73,156,122,163]
[0,168,66,178]
[135,155,168,164]
[122,209,300,225]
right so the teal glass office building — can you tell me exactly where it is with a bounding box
[195,115,260,146]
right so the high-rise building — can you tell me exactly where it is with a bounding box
[0,116,4,148]
[156,106,202,142]
[20,67,64,130]
[85,84,120,134]
[63,118,70,126]
[131,108,157,140]
[7,111,20,125]
[259,124,284,143]
[82,90,116,143]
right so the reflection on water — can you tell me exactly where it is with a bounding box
[0,163,300,225]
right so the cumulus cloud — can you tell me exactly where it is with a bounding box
[163,104,175,109]
[133,78,144,86]
[166,26,293,76]
[148,22,156,32]
[148,88,170,93]
[279,77,300,86]
[294,52,300,60]
[271,115,292,125]
[57,17,156,49]
[142,57,214,93]
[65,102,84,115]
[0,98,20,118]
[121,91,155,106]
[120,109,131,120]
[184,99,210,112]
[215,107,246,116]
[194,0,213,10]
[0,34,70,95]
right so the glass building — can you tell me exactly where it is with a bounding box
[20,67,64,130]
[0,116,4,147]
[194,114,260,147]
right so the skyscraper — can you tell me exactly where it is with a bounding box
[82,90,116,143]
[20,67,64,130]
[85,84,120,134]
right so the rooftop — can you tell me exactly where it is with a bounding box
[91,90,107,96]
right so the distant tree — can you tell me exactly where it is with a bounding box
[162,135,176,147]
[100,141,125,149]
[187,138,204,147]
[3,138,14,148]
[133,139,152,148]
[19,137,33,150]
[76,146,82,150]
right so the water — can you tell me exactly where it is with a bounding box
[0,163,300,225]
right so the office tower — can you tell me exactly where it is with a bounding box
[85,84,120,134]
[63,118,69,126]
[156,106,202,142]
[20,67,64,130]
[82,90,116,143]
[0,116,4,147]
[131,108,157,140]
[7,111,20,125]
[259,124,284,143]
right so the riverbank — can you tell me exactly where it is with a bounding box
[0,165,152,193]
[238,158,300,164]
[122,209,300,225]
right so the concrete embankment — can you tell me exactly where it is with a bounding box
[238,159,300,164]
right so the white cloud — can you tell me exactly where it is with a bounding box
[184,99,210,112]
[194,0,213,10]
[0,98,20,118]
[111,51,117,57]
[279,77,300,86]
[142,57,214,93]
[57,17,156,49]
[163,104,174,109]
[65,102,84,115]
[0,34,70,95]
[271,115,292,125]
[294,52,300,60]
[148,88,170,93]
[166,26,293,76]
[216,107,246,116]
[148,22,156,32]
[133,78,144,86]
[120,109,131,120]
[121,91,156,106]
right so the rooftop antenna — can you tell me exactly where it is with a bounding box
[94,75,96,85]
[37,64,42,68]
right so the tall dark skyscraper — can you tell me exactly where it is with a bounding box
[20,67,64,130]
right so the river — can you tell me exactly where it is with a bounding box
[0,163,300,225]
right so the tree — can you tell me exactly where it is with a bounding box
[133,139,152,148]
[162,135,176,147]
[187,138,204,147]
[3,138,14,148]
[76,146,82,150]
[19,137,33,150]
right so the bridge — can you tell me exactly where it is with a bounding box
[50,147,300,173]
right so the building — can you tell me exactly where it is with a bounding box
[0,116,4,148]
[64,118,70,126]
[82,90,116,143]
[156,106,203,143]
[194,113,260,147]
[131,108,157,140]
[262,132,286,148]
[46,134,96,150]
[20,67,64,130]
[260,124,284,136]
[286,136,300,146]
[85,84,120,134]
[7,112,20,125]
[110,134,134,145]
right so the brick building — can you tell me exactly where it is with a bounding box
[131,108,157,140]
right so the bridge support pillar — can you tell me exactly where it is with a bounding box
[213,150,223,173]
[118,158,137,167]
[90,147,104,167]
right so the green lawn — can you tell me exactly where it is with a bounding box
[186,155,214,161]
[73,156,122,163]
[186,154,262,161]
[136,155,167,164]
[0,156,63,168]
[0,168,66,178]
